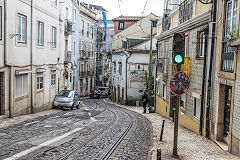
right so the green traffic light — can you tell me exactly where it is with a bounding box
[174,55,183,63]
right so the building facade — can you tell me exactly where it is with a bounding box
[79,3,96,96]
[111,13,160,105]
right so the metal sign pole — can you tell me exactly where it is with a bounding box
[173,64,181,157]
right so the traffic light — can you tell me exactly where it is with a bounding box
[172,33,185,64]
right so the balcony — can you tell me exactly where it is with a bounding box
[79,72,86,78]
[162,15,170,32]
[79,50,86,59]
[179,0,191,24]
[65,20,72,35]
[221,42,235,72]
[64,51,71,63]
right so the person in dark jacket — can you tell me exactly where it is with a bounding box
[142,89,149,113]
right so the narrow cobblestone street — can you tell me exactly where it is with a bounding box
[0,99,152,160]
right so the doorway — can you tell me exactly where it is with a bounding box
[223,86,232,139]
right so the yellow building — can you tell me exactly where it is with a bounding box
[155,0,211,139]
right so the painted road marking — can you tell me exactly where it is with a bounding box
[4,128,82,160]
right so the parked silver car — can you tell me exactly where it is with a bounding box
[53,90,80,110]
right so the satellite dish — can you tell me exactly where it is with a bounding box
[198,0,213,4]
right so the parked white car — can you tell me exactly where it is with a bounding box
[53,90,80,110]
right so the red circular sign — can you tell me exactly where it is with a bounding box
[170,72,190,95]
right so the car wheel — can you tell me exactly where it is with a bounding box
[71,104,74,110]
[76,102,79,109]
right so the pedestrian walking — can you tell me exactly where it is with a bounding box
[108,89,111,101]
[142,89,149,113]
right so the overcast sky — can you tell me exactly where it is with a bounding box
[81,0,164,19]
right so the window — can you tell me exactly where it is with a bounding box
[37,21,44,45]
[81,63,84,72]
[87,23,90,37]
[17,14,27,43]
[74,9,76,22]
[184,35,188,57]
[193,98,201,119]
[119,21,124,30]
[73,41,76,57]
[37,75,43,91]
[90,62,93,71]
[163,84,166,99]
[82,20,84,35]
[198,32,206,58]
[158,43,162,58]
[16,74,28,98]
[225,0,238,38]
[152,21,157,27]
[180,94,186,108]
[0,6,2,40]
[113,62,116,72]
[51,26,56,48]
[66,7,68,19]
[119,62,122,75]
[51,73,56,85]
[52,0,57,6]
[91,24,94,38]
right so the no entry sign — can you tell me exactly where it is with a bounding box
[170,72,190,95]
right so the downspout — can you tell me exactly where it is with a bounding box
[4,0,12,118]
[125,52,131,105]
[30,0,34,113]
[205,0,217,139]
[154,42,159,111]
[199,28,208,135]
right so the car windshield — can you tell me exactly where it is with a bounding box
[98,88,106,91]
[57,90,72,97]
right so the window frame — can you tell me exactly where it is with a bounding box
[118,21,124,30]
[51,26,57,48]
[17,14,27,43]
[197,31,206,58]
[15,74,28,98]
[163,84,166,99]
[37,21,44,46]
[225,0,238,39]
[37,75,43,91]
[51,73,56,86]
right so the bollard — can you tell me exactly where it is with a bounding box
[157,148,161,160]
[160,120,165,141]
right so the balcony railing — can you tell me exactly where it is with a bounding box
[221,42,235,72]
[65,20,72,35]
[179,0,192,24]
[162,15,170,32]
[80,50,86,58]
[64,51,71,63]
[79,72,86,77]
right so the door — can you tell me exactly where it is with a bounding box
[224,86,232,137]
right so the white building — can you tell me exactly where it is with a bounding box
[0,0,69,118]
[111,13,160,105]
[78,3,97,96]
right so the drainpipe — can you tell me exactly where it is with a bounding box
[125,52,131,105]
[205,0,217,139]
[199,27,208,135]
[30,0,34,113]
[4,0,12,118]
[154,43,159,111]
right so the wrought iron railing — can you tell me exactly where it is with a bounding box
[65,20,72,35]
[80,72,86,77]
[162,16,170,32]
[64,51,71,63]
[221,42,235,72]
[179,0,192,24]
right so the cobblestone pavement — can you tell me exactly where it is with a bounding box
[113,103,240,160]
[0,99,152,160]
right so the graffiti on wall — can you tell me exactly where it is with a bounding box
[130,70,147,82]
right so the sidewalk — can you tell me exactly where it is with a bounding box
[112,103,240,160]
